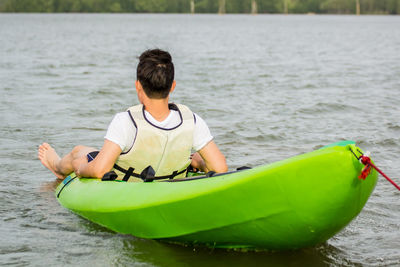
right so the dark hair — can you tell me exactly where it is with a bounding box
[136,49,174,99]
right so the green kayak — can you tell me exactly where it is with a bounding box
[55,141,378,250]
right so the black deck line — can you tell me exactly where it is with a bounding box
[164,170,245,182]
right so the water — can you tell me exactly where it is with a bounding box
[1,14,399,266]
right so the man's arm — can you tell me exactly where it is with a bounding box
[74,140,122,178]
[192,140,227,173]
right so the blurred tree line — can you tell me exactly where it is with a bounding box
[0,0,399,14]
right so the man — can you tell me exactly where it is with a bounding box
[38,49,227,181]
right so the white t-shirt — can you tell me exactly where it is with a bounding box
[105,109,213,153]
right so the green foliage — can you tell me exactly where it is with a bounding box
[1,0,399,14]
[290,0,322,13]
[195,0,218,13]
[320,0,354,14]
[258,0,284,13]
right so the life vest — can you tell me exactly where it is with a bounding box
[111,103,194,182]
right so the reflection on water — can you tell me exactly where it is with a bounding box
[77,218,355,267]
[39,179,63,193]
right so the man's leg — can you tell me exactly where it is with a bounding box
[38,143,96,179]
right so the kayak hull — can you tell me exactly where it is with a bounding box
[56,141,378,250]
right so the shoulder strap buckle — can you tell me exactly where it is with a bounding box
[102,171,118,181]
[141,166,156,182]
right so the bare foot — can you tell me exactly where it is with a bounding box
[38,143,66,179]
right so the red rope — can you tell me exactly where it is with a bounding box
[359,155,400,191]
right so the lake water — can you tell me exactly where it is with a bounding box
[1,13,399,266]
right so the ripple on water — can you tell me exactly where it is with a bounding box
[386,122,400,131]
[372,138,400,148]
[297,102,355,115]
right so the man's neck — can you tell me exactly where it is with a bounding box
[142,97,171,122]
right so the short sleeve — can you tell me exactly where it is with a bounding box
[104,112,137,153]
[193,113,213,151]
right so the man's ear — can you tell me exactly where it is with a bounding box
[135,80,145,104]
[135,80,141,93]
[170,81,176,94]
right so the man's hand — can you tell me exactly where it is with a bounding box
[196,141,228,173]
